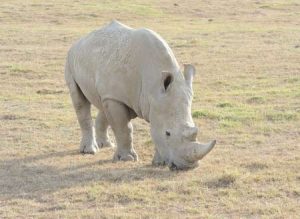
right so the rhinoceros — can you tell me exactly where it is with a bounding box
[65,20,216,170]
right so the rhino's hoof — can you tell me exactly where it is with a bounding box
[97,139,115,148]
[80,139,99,154]
[113,150,138,162]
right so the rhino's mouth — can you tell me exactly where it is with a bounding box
[168,159,199,171]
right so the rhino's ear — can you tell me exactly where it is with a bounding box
[184,64,196,88]
[161,71,173,92]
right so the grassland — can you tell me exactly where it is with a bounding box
[0,0,299,218]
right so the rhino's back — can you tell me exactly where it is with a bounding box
[75,20,134,69]
[67,20,179,117]
[68,21,138,109]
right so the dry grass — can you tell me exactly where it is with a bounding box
[1,0,299,218]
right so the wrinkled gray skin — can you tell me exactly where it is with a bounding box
[65,21,216,170]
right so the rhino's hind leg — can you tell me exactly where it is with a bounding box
[66,74,99,154]
[95,109,114,148]
[103,100,138,162]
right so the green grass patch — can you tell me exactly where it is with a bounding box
[284,78,299,84]
[193,105,258,124]
[265,111,298,122]
[217,102,233,108]
[144,139,153,146]
[260,2,296,11]
[9,64,32,73]
[192,110,220,120]
[247,96,265,104]
[219,120,241,128]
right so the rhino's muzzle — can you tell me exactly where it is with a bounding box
[167,140,216,171]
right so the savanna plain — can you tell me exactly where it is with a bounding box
[0,0,299,218]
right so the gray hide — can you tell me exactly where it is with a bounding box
[65,21,216,170]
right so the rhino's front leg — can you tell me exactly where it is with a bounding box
[103,100,138,162]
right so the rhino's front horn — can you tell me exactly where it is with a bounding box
[184,140,216,162]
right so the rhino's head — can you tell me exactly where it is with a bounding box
[149,64,216,170]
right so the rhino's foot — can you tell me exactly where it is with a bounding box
[97,138,115,148]
[80,137,99,154]
[152,150,168,166]
[113,149,138,162]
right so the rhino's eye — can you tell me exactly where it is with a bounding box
[166,131,171,136]
[164,75,172,90]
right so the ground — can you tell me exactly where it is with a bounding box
[0,0,299,218]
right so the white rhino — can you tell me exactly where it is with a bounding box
[65,20,216,170]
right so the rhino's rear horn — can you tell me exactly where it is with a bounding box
[183,126,198,141]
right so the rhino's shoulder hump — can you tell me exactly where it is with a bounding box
[133,28,178,70]
[135,28,167,48]
[71,20,132,48]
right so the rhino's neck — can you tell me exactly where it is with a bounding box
[133,28,180,123]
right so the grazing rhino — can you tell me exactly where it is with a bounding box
[65,20,216,170]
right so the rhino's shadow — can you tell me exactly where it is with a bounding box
[0,149,174,201]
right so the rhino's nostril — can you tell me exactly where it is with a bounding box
[166,131,171,136]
